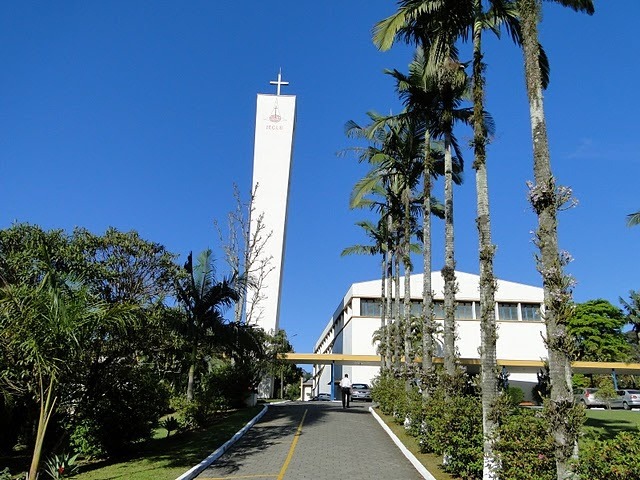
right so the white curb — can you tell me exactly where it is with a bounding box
[175,405,269,480]
[369,406,436,480]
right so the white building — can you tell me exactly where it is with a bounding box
[313,271,547,400]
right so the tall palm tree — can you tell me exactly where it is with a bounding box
[347,113,433,374]
[374,0,471,383]
[466,2,521,477]
[516,0,593,478]
[176,250,239,402]
[342,219,391,366]
[385,49,461,396]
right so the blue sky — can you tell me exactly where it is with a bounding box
[2,2,639,355]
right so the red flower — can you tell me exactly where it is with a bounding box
[58,466,65,474]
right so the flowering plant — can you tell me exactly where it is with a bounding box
[43,452,79,479]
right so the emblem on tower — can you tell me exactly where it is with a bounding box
[269,101,282,123]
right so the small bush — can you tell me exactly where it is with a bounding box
[576,431,640,479]
[420,391,483,479]
[159,416,180,437]
[506,386,525,406]
[69,363,169,455]
[43,452,79,479]
[69,419,105,458]
[494,408,555,480]
[371,371,405,416]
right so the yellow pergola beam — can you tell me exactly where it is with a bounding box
[281,353,640,374]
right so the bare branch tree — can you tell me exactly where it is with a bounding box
[215,183,274,325]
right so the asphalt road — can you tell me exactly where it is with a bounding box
[195,401,425,480]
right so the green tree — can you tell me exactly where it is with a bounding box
[568,299,631,362]
[516,1,594,477]
[342,220,391,366]
[384,49,453,394]
[176,250,239,402]
[373,0,471,384]
[0,252,133,478]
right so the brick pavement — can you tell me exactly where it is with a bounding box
[196,401,424,480]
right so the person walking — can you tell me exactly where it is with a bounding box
[340,373,352,408]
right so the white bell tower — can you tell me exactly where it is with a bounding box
[245,70,296,338]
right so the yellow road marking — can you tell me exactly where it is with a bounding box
[276,408,308,480]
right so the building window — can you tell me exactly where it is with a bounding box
[455,301,474,320]
[521,303,542,321]
[498,302,519,320]
[360,298,381,317]
[433,301,444,319]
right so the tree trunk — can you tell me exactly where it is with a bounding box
[186,343,197,402]
[29,374,57,480]
[519,1,578,478]
[380,253,387,368]
[403,185,413,379]
[442,132,457,379]
[386,227,394,371]
[394,239,402,373]
[472,7,499,478]
[422,133,435,398]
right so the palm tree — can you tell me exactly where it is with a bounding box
[466,2,520,477]
[627,211,640,227]
[342,219,391,366]
[0,256,132,479]
[516,0,594,477]
[176,250,239,402]
[374,0,472,384]
[346,113,431,374]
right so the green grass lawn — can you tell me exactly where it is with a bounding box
[584,408,640,440]
[72,406,263,480]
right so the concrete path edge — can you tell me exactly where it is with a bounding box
[368,406,436,480]
[175,405,269,480]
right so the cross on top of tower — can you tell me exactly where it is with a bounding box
[270,69,289,96]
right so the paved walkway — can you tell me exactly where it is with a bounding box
[195,401,424,480]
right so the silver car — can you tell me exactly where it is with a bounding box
[350,383,372,401]
[574,388,606,408]
[614,389,640,410]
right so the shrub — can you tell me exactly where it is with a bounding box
[43,452,79,479]
[159,416,180,437]
[494,408,555,480]
[69,419,105,458]
[576,431,640,479]
[70,363,169,455]
[371,371,405,416]
[420,391,483,479]
[595,376,618,409]
[506,386,525,406]
[285,382,300,401]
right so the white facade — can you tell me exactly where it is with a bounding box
[245,89,296,334]
[313,271,547,400]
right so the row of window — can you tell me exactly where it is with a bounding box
[360,298,541,321]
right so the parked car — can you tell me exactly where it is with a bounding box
[615,389,640,410]
[350,383,372,402]
[311,393,331,401]
[574,388,607,408]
